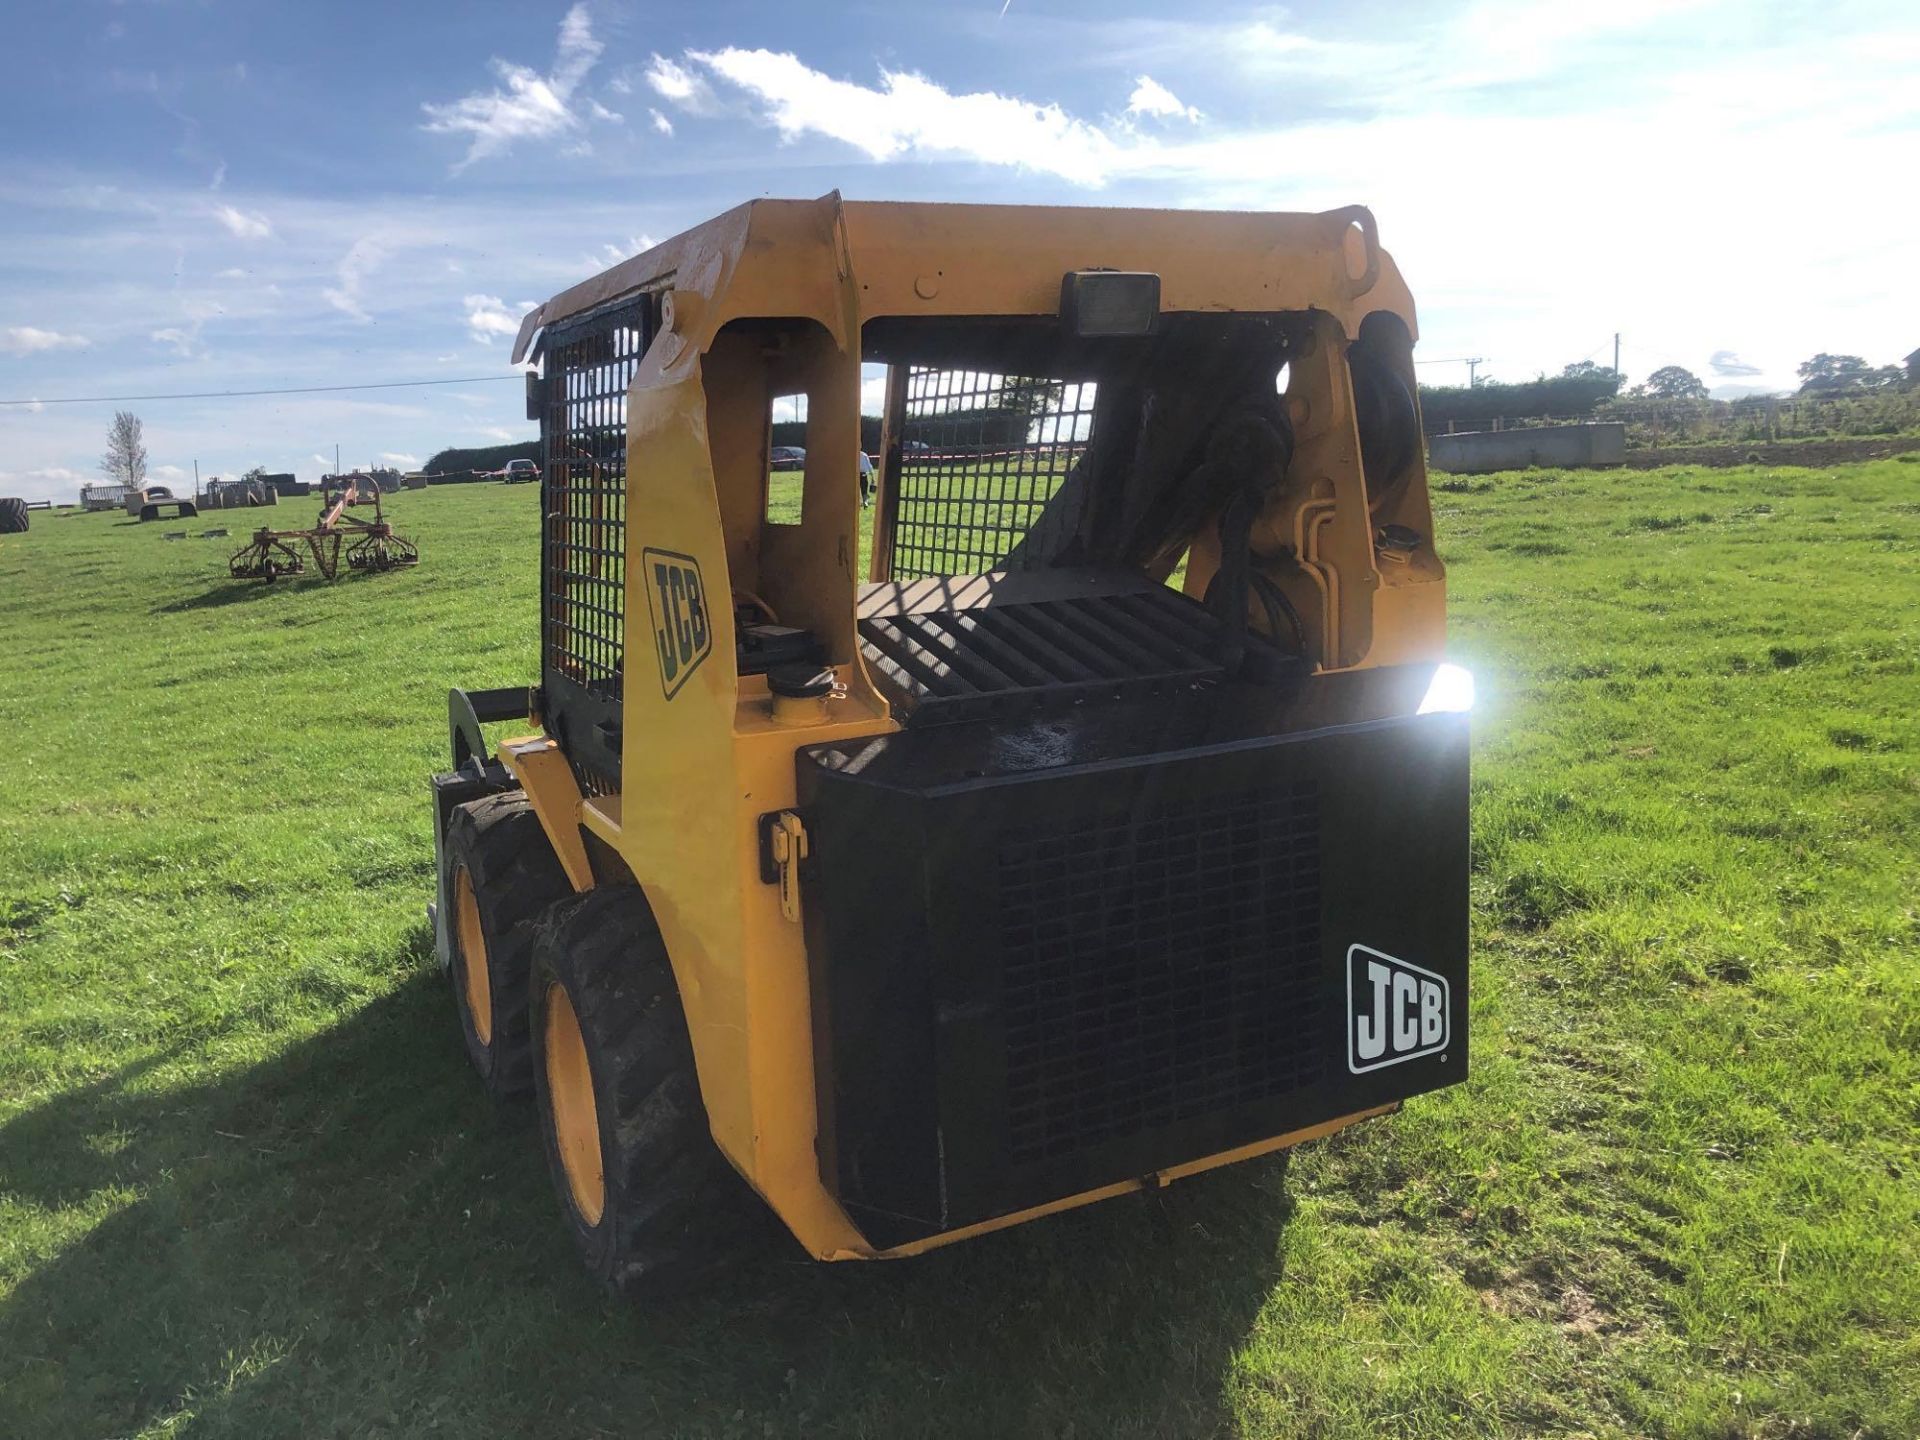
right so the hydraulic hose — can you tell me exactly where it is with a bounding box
[1198,408,1296,673]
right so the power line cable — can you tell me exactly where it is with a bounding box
[0,374,524,408]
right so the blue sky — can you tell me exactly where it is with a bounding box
[1,0,1914,502]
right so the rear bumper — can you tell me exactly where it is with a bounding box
[797,664,1469,1250]
[869,1101,1398,1259]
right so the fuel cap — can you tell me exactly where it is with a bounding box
[768,663,836,699]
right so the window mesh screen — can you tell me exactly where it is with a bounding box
[889,368,1095,581]
[996,783,1324,1164]
[542,306,648,698]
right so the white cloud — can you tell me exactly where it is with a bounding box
[422,3,604,171]
[150,327,197,356]
[465,294,534,345]
[1126,75,1200,123]
[582,235,657,270]
[324,237,386,322]
[477,425,519,442]
[213,203,272,240]
[2,325,90,355]
[0,466,86,504]
[152,464,188,483]
[1709,350,1764,377]
[650,107,674,136]
[588,99,622,123]
[686,49,1124,184]
[646,54,718,114]
[380,451,420,468]
[649,28,1917,390]
[214,266,250,280]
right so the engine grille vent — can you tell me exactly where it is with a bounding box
[997,783,1324,1165]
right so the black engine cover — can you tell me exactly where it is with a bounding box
[797,665,1469,1249]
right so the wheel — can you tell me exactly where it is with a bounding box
[0,497,26,534]
[530,885,760,1298]
[445,792,572,1100]
[1349,345,1420,505]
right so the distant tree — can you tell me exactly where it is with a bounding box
[1420,367,1622,428]
[997,376,1067,416]
[1560,360,1624,386]
[1646,365,1709,400]
[422,440,540,476]
[101,410,147,487]
[240,465,268,484]
[1797,354,1873,394]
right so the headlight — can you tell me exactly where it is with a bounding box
[1416,662,1475,715]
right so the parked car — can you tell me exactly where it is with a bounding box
[500,458,539,484]
[769,445,806,472]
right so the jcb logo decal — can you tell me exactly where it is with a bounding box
[642,548,712,699]
[1348,944,1449,1073]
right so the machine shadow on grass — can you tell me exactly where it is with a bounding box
[0,953,1293,1438]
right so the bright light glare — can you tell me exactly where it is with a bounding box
[1417,662,1475,715]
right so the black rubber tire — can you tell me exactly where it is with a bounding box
[0,497,29,534]
[530,885,761,1299]
[445,792,572,1100]
[1349,345,1421,504]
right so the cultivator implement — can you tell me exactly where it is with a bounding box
[229,474,419,582]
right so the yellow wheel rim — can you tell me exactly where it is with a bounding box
[454,866,492,1046]
[545,981,606,1225]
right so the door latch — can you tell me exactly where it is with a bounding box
[760,810,810,923]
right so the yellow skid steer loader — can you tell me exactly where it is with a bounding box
[428,195,1471,1297]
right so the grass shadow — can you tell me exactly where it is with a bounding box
[153,565,404,614]
[0,956,1293,1438]
[151,581,296,613]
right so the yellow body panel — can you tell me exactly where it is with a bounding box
[512,195,1447,1259]
[498,737,595,893]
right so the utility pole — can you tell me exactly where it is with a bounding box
[193,458,200,503]
[1613,333,1621,376]
[1467,357,1485,387]
[335,443,341,480]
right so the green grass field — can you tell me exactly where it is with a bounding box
[1,462,1916,1438]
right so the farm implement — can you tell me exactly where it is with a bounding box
[229,473,418,581]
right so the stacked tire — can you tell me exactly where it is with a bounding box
[0,497,28,534]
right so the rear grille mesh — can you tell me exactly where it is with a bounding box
[542,297,651,794]
[996,784,1324,1165]
[889,367,1096,582]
